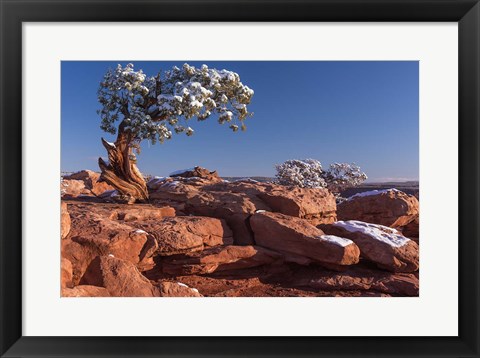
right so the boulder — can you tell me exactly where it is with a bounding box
[338,189,419,227]
[250,212,360,268]
[158,281,203,297]
[319,220,419,272]
[63,170,114,197]
[161,245,284,275]
[61,179,88,197]
[61,201,71,239]
[205,181,337,225]
[136,216,234,256]
[62,210,151,285]
[80,256,160,297]
[258,186,337,225]
[61,285,111,297]
[61,258,73,288]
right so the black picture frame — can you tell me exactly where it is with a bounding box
[1,0,479,357]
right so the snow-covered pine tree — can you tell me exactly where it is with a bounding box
[97,63,254,202]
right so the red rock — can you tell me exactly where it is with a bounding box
[150,179,337,244]
[338,189,419,227]
[61,258,73,288]
[61,179,88,197]
[250,212,360,267]
[109,206,175,222]
[184,191,269,245]
[206,181,337,225]
[149,180,202,202]
[61,201,71,239]
[170,166,222,183]
[61,285,111,297]
[158,281,203,297]
[292,264,419,296]
[398,215,419,242]
[136,216,234,256]
[63,170,114,197]
[319,220,419,272]
[80,256,160,297]
[258,186,337,225]
[161,245,284,275]
[62,209,151,285]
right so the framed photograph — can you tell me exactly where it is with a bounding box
[1,0,479,357]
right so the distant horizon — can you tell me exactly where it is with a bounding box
[62,61,419,182]
[61,168,418,184]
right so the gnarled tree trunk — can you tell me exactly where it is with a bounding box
[98,122,149,202]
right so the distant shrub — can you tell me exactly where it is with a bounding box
[323,162,368,195]
[275,159,367,194]
[275,159,327,188]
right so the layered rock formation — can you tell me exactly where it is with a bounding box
[61,168,420,297]
[337,189,419,227]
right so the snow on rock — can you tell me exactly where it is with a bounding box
[100,189,117,197]
[250,211,360,268]
[146,176,168,189]
[319,235,354,248]
[338,188,419,227]
[319,220,419,272]
[347,188,400,200]
[333,220,410,248]
[234,178,259,183]
[160,181,180,189]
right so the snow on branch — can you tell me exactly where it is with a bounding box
[97,63,254,145]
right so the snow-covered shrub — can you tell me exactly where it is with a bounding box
[322,162,368,195]
[275,159,327,188]
[275,159,367,194]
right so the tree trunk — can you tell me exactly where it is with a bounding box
[98,123,149,202]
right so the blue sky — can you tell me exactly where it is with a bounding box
[61,61,419,182]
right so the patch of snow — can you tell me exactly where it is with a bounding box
[100,189,119,198]
[147,176,167,187]
[222,179,230,183]
[347,188,401,200]
[104,140,116,148]
[191,288,199,293]
[333,220,410,248]
[160,181,180,189]
[319,235,354,247]
[108,254,115,258]
[170,167,195,176]
[134,229,147,234]
[234,178,258,183]
[177,282,189,288]
[255,210,267,213]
